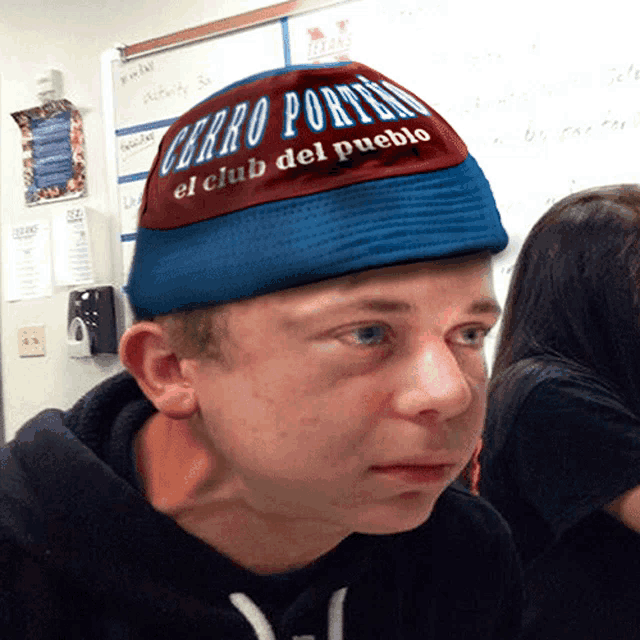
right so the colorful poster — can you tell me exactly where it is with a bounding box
[11,99,86,206]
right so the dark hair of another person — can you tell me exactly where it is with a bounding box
[491,184,640,417]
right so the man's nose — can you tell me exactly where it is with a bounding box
[391,339,474,419]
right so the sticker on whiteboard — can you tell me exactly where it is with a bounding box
[287,3,359,65]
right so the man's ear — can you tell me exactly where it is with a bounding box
[119,322,198,419]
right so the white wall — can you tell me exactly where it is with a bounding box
[0,0,273,441]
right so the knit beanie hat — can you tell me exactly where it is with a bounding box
[126,61,508,318]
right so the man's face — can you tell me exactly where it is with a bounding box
[183,255,499,535]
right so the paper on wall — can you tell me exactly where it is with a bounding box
[7,220,52,301]
[52,205,94,286]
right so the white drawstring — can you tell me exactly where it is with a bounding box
[229,593,277,640]
[327,587,348,640]
[229,587,348,640]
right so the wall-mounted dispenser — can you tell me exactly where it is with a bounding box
[67,286,119,358]
[36,69,64,104]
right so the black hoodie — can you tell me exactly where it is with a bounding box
[0,372,522,639]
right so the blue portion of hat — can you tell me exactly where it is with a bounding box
[127,155,508,318]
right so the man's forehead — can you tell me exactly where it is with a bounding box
[243,255,495,317]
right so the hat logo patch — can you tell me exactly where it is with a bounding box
[163,73,437,204]
[159,75,431,177]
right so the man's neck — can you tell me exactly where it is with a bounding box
[175,506,348,575]
[134,413,349,574]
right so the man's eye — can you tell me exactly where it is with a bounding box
[454,326,490,348]
[347,325,389,346]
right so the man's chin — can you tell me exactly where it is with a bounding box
[353,498,437,535]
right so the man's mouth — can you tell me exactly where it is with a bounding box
[369,463,455,485]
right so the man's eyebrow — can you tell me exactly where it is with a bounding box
[280,298,413,328]
[352,298,413,313]
[467,299,502,316]
[283,297,501,327]
[353,297,502,316]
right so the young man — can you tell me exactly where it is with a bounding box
[0,62,521,638]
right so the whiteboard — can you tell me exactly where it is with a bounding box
[354,0,640,362]
[102,0,362,280]
[102,0,640,362]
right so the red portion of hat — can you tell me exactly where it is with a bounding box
[139,62,467,231]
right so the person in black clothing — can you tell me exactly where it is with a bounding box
[0,61,522,638]
[479,185,640,639]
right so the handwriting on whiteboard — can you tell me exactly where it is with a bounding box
[142,81,189,105]
[605,63,640,86]
[521,110,640,145]
[119,131,156,162]
[119,61,155,86]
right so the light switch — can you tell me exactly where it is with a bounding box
[18,326,46,357]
